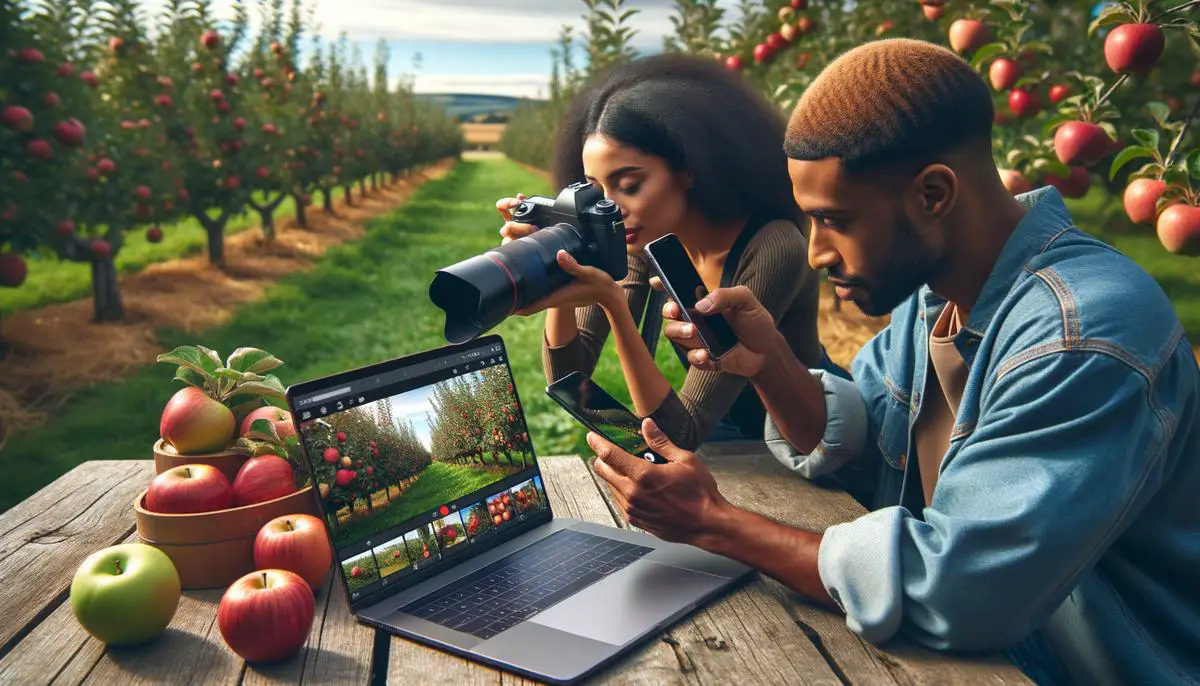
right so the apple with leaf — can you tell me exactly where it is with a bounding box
[156,346,288,455]
[230,411,313,506]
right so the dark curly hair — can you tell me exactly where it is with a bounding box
[784,38,994,178]
[552,53,803,227]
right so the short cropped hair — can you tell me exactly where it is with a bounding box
[784,38,994,175]
[554,53,802,227]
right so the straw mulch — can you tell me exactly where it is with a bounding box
[0,160,455,448]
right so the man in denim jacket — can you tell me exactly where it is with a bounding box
[589,39,1199,684]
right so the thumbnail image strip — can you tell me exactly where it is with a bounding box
[373,533,417,578]
[341,549,381,595]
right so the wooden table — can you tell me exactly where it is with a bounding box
[0,445,1032,685]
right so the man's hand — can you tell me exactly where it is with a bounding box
[650,280,782,378]
[590,418,731,545]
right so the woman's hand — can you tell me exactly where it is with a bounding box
[496,194,537,245]
[516,250,624,316]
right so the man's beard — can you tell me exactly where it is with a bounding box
[835,215,944,317]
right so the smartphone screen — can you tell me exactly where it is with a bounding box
[644,234,740,359]
[545,373,667,464]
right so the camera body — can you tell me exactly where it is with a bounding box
[429,182,628,344]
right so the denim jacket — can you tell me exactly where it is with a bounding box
[764,186,1200,685]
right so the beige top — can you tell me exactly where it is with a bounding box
[912,302,970,506]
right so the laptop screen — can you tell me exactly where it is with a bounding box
[290,337,551,605]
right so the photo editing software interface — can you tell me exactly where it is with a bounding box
[294,342,549,602]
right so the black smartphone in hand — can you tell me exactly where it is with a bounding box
[643,233,740,360]
[545,372,668,464]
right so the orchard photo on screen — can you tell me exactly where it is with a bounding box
[300,365,534,549]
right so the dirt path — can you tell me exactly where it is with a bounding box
[0,159,456,442]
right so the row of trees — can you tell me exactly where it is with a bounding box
[0,0,464,324]
[428,366,533,469]
[303,401,433,524]
[500,0,1200,255]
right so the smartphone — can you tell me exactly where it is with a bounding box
[643,233,740,360]
[545,371,668,464]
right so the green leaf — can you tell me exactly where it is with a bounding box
[1131,128,1160,151]
[247,417,283,442]
[173,367,208,389]
[1146,101,1172,126]
[196,346,223,369]
[1006,148,1028,166]
[1088,5,1135,36]
[1032,158,1070,178]
[157,345,218,381]
[1098,121,1119,140]
[1042,114,1072,139]
[232,377,287,402]
[1188,149,1200,182]
[226,347,283,374]
[1110,146,1157,181]
[970,42,1007,70]
[1021,40,1055,56]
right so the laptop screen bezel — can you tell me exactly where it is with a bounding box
[284,334,555,612]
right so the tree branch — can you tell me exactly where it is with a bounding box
[1149,0,1200,23]
[1095,73,1130,109]
[1165,95,1200,168]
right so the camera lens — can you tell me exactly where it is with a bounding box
[430,223,585,344]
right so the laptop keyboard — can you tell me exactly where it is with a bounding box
[400,529,653,639]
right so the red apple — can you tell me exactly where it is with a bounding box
[923,4,944,20]
[97,158,116,175]
[999,169,1033,195]
[797,16,815,33]
[753,43,772,64]
[146,464,234,514]
[91,239,111,260]
[2,105,33,132]
[160,386,235,454]
[201,30,220,49]
[766,32,786,51]
[948,19,990,54]
[1008,88,1039,118]
[56,220,76,237]
[1054,121,1111,167]
[254,514,333,590]
[240,406,295,439]
[989,58,1020,92]
[44,92,61,108]
[232,455,295,507]
[146,226,163,243]
[135,185,152,201]
[1156,204,1200,256]
[1104,24,1165,75]
[334,469,353,487]
[0,253,28,288]
[723,55,742,71]
[26,139,53,161]
[323,447,339,463]
[1048,84,1069,104]
[1045,166,1091,199]
[57,62,75,77]
[780,23,798,42]
[1123,178,1167,225]
[81,71,99,88]
[218,569,314,663]
[792,0,806,8]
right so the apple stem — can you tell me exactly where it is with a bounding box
[1149,0,1200,22]
[1164,95,1200,169]
[262,571,268,587]
[1094,73,1130,110]
[115,559,123,575]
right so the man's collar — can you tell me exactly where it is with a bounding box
[920,185,1077,338]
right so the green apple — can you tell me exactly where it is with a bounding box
[70,543,182,646]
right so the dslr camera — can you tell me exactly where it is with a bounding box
[429,182,627,344]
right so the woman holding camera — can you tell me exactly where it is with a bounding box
[497,53,846,450]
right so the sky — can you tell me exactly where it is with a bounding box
[134,0,742,98]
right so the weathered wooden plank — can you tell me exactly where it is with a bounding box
[0,460,154,654]
[598,442,1033,685]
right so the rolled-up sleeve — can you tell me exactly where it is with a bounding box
[764,369,869,479]
[817,350,1168,652]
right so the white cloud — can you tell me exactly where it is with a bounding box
[411,73,550,98]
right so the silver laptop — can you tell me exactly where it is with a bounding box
[286,334,753,685]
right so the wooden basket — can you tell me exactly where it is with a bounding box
[134,484,323,590]
[153,438,248,485]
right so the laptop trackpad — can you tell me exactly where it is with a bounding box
[528,559,725,646]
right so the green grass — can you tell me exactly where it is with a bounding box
[0,157,685,513]
[0,193,296,315]
[1064,191,1200,343]
[329,461,521,549]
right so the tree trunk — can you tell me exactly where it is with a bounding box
[293,193,309,228]
[249,194,286,241]
[321,186,335,214]
[196,209,231,268]
[91,255,125,322]
[0,314,9,361]
[343,185,354,206]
